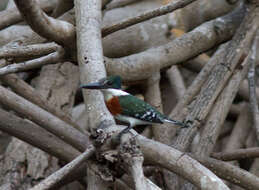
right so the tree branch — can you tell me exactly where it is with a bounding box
[104,5,245,81]
[102,0,198,36]
[75,0,115,130]
[0,41,87,135]
[0,0,57,31]
[0,85,90,152]
[163,65,186,147]
[0,107,80,162]
[119,138,160,190]
[194,155,259,190]
[29,147,95,190]
[51,0,73,18]
[0,49,64,76]
[100,125,229,189]
[173,5,257,151]
[194,51,251,157]
[248,30,259,143]
[144,72,167,144]
[212,147,259,161]
[136,135,230,190]
[0,73,84,133]
[165,42,228,141]
[0,4,244,79]
[14,0,75,49]
[74,0,115,189]
[166,66,186,100]
[0,43,59,59]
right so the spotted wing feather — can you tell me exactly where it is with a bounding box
[118,95,164,124]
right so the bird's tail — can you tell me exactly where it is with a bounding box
[163,118,189,128]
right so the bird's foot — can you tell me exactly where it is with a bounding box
[182,119,192,128]
[182,123,190,128]
[115,126,132,144]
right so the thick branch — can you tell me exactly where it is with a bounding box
[0,3,244,79]
[138,132,259,190]
[74,0,114,189]
[136,135,229,190]
[0,108,80,162]
[0,43,59,59]
[0,85,90,151]
[14,0,75,48]
[119,139,159,190]
[0,73,84,133]
[248,30,259,143]
[93,124,227,189]
[173,5,257,151]
[75,0,115,130]
[104,5,245,81]
[195,155,259,190]
[164,42,228,142]
[194,51,250,157]
[0,0,57,30]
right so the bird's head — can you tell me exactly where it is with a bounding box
[80,75,122,90]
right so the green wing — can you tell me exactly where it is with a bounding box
[118,95,164,123]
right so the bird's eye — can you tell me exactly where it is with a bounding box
[106,80,112,85]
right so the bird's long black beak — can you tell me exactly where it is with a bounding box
[79,82,105,89]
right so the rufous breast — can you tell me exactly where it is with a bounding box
[105,96,122,115]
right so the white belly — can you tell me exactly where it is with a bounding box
[115,114,152,127]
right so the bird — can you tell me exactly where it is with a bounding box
[80,75,189,135]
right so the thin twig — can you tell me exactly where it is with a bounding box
[29,146,95,190]
[0,50,64,76]
[102,0,198,36]
[212,147,259,161]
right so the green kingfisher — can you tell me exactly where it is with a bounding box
[80,75,188,134]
